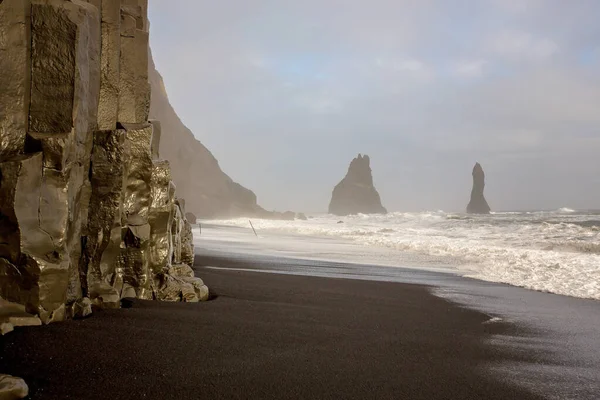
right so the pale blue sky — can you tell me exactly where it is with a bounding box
[149,0,600,212]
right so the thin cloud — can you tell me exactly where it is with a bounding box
[149,0,600,212]
[452,59,488,78]
[488,30,559,59]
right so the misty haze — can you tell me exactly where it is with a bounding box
[1,1,600,400]
[150,0,600,213]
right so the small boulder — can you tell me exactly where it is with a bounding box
[1,322,14,336]
[169,264,195,278]
[70,297,92,319]
[89,282,121,309]
[0,375,28,399]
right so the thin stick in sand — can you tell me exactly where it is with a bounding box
[249,220,258,237]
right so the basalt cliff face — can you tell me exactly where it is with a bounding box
[466,162,491,214]
[148,54,263,219]
[329,154,387,216]
[0,0,209,337]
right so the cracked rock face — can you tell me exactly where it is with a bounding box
[0,0,207,328]
[84,129,128,298]
[328,154,387,216]
[0,0,31,160]
[148,160,175,276]
[466,162,491,214]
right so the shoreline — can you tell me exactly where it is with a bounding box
[1,261,544,400]
[202,208,600,302]
[2,224,600,399]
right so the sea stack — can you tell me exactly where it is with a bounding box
[466,162,491,214]
[329,154,387,216]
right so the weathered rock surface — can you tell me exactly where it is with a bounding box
[0,374,29,399]
[185,212,197,224]
[148,160,175,276]
[0,0,30,159]
[0,297,42,334]
[96,0,121,130]
[118,6,149,124]
[329,154,387,216]
[0,153,71,322]
[0,0,207,327]
[84,129,128,299]
[466,162,491,214]
[149,119,161,159]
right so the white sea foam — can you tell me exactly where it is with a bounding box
[557,207,576,213]
[204,210,600,300]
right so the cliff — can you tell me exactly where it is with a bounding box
[329,154,387,216]
[0,0,208,337]
[148,53,263,219]
[466,162,491,214]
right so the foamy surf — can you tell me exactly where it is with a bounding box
[203,209,600,300]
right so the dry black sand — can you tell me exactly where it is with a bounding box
[0,261,544,399]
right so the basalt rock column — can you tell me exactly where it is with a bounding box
[175,199,195,267]
[148,160,175,277]
[30,0,101,320]
[84,129,129,308]
[329,154,387,216]
[0,153,68,320]
[0,0,101,323]
[118,2,150,124]
[0,0,30,159]
[171,199,184,265]
[466,162,491,214]
[118,123,154,299]
[0,0,208,331]
[95,0,122,130]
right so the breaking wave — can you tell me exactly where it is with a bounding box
[206,209,600,300]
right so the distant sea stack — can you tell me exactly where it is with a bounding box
[466,162,491,214]
[329,154,387,216]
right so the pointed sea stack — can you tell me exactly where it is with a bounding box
[328,154,387,216]
[466,162,491,214]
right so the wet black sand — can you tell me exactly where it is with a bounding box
[0,257,545,399]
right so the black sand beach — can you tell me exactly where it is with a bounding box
[0,256,545,400]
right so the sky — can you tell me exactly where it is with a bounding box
[148,0,600,213]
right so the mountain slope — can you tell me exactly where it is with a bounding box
[148,51,261,218]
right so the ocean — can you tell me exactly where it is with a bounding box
[205,208,600,300]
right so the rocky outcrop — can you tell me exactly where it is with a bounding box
[148,53,264,219]
[329,154,387,216]
[0,0,208,331]
[466,162,491,214]
[185,212,197,224]
[0,374,28,399]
